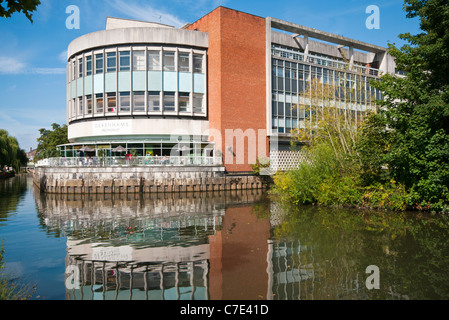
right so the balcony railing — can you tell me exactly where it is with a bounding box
[36,155,223,167]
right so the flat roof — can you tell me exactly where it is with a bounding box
[269,17,387,54]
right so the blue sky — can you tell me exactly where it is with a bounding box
[0,0,421,151]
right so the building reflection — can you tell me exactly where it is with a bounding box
[35,189,274,300]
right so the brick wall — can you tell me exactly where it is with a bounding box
[187,7,268,172]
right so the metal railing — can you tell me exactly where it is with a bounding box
[36,155,223,167]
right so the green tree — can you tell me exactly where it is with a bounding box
[0,0,41,22]
[0,129,28,172]
[35,123,69,161]
[361,0,449,205]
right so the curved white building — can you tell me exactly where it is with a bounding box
[61,17,212,160]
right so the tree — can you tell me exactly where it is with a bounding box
[35,123,69,161]
[362,0,449,205]
[0,129,28,171]
[0,0,41,22]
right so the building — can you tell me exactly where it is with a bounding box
[59,6,395,173]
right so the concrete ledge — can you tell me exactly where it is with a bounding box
[33,165,267,194]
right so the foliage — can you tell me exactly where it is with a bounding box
[364,0,449,205]
[0,129,28,172]
[272,0,449,212]
[35,123,69,161]
[0,0,41,22]
[250,156,271,175]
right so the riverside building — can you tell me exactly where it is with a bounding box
[57,6,395,173]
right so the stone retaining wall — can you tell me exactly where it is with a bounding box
[33,166,267,194]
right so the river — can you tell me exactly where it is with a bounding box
[1,175,448,300]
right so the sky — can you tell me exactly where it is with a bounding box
[0,0,421,151]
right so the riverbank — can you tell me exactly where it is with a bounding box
[33,165,267,194]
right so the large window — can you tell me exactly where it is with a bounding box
[148,50,160,70]
[95,53,103,74]
[133,91,145,112]
[133,50,145,71]
[148,91,160,111]
[78,57,83,78]
[95,94,103,114]
[179,92,190,112]
[193,54,203,73]
[193,93,203,113]
[178,53,190,72]
[107,92,116,112]
[119,51,130,71]
[86,95,92,114]
[119,92,130,112]
[163,52,175,71]
[86,56,92,76]
[107,52,116,72]
[78,97,83,115]
[163,92,175,111]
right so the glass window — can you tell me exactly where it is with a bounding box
[86,95,92,114]
[193,93,203,113]
[78,57,83,78]
[95,94,103,114]
[193,54,203,73]
[133,91,145,112]
[163,52,175,71]
[107,92,116,112]
[178,53,190,72]
[163,92,175,111]
[86,56,92,76]
[179,92,190,112]
[119,51,130,71]
[107,52,116,72]
[148,50,160,70]
[78,97,83,115]
[133,50,145,71]
[71,60,76,81]
[95,53,103,74]
[119,92,130,112]
[148,91,160,111]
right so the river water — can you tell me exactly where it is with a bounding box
[1,175,448,300]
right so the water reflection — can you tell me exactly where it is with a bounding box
[34,189,271,300]
[32,184,449,300]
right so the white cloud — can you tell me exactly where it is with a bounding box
[0,55,65,75]
[0,56,26,74]
[108,0,187,27]
[58,50,68,63]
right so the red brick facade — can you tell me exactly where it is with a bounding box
[187,7,268,172]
